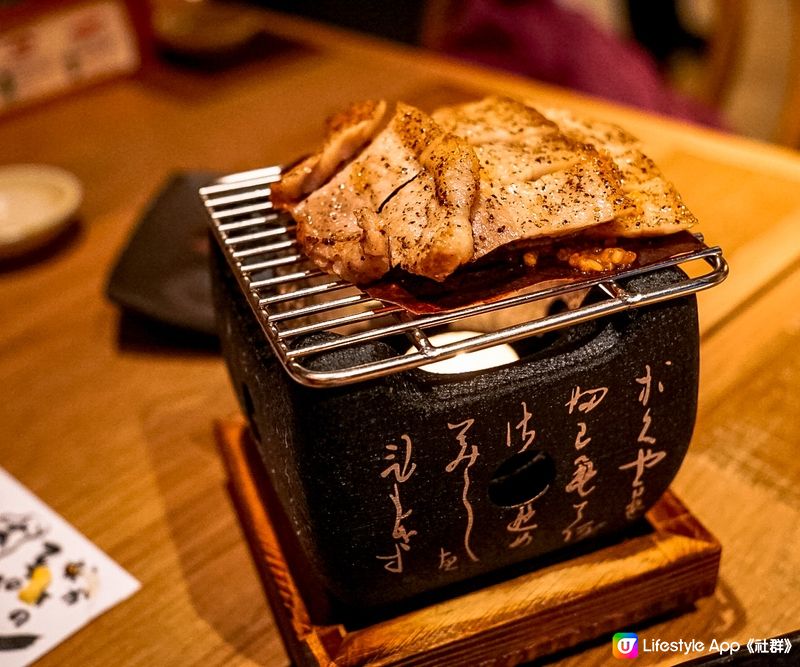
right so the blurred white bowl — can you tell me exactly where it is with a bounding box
[0,164,83,259]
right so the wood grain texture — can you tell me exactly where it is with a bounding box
[216,418,720,667]
[0,7,799,666]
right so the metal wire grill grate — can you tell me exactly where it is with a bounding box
[201,167,728,388]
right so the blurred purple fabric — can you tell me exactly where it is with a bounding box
[439,0,722,127]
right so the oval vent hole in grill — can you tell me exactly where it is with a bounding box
[488,449,555,508]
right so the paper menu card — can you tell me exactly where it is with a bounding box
[0,467,140,666]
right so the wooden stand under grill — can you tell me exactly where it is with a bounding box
[215,417,721,667]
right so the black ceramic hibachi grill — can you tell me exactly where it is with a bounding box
[201,166,728,617]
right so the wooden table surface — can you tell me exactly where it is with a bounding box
[1,10,799,667]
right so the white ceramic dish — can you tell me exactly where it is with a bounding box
[0,164,83,259]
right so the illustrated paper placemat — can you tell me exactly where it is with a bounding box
[0,468,140,666]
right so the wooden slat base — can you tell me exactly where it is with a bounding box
[215,418,721,667]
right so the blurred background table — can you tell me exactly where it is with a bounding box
[1,8,799,666]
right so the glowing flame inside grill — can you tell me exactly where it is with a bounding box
[405,330,520,374]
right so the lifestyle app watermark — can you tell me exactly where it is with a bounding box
[611,632,793,659]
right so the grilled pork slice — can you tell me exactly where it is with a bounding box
[293,103,479,283]
[470,152,630,259]
[433,97,632,259]
[540,107,697,236]
[271,100,387,208]
[282,96,692,284]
